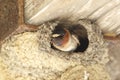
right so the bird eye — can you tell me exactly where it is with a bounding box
[60,34,64,37]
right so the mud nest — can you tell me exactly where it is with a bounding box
[0,20,110,80]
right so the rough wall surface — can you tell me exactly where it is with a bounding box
[25,0,120,35]
[0,0,18,42]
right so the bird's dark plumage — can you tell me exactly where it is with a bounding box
[68,24,89,52]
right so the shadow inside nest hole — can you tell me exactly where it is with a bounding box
[50,22,89,53]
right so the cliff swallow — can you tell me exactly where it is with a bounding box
[51,23,89,52]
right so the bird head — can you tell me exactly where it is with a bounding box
[51,28,70,48]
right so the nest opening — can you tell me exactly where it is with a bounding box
[50,22,89,53]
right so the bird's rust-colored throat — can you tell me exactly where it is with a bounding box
[61,29,70,47]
